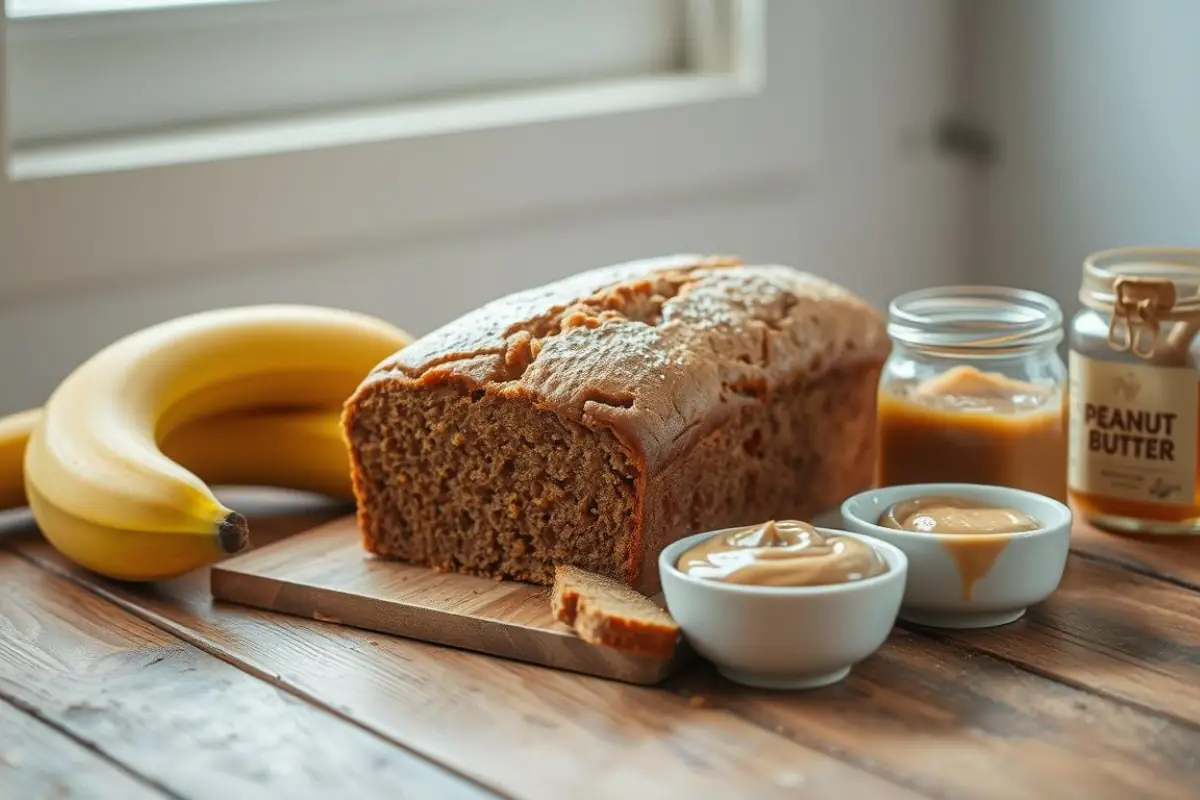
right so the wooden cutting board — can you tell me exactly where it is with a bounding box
[210,514,690,685]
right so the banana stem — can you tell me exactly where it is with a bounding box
[218,512,251,553]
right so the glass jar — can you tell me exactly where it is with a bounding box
[1069,246,1200,535]
[876,286,1068,502]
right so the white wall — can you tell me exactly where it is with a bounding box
[0,0,969,414]
[968,0,1200,313]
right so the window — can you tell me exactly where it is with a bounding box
[0,0,809,299]
[5,0,761,176]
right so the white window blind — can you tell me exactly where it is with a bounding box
[5,0,747,157]
[0,0,803,299]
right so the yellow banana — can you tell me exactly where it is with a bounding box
[9,408,351,582]
[0,408,40,509]
[160,408,354,502]
[22,304,410,581]
[1,407,354,513]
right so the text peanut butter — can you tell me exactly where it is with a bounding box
[675,519,889,587]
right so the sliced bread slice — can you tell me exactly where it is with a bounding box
[551,565,680,661]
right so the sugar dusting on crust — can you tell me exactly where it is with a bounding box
[363,254,889,471]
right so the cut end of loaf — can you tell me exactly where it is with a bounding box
[344,380,642,587]
[552,564,679,661]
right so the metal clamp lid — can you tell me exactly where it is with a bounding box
[1079,247,1200,362]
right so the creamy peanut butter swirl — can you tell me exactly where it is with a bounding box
[675,520,889,586]
[878,496,1042,534]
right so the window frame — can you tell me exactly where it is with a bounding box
[0,0,819,300]
[7,0,714,153]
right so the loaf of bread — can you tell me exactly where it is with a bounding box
[551,565,679,661]
[342,254,889,594]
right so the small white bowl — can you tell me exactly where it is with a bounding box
[840,483,1072,629]
[658,527,907,690]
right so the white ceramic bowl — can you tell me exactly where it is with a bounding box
[840,483,1072,629]
[658,527,907,690]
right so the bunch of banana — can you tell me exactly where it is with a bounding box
[0,304,410,581]
[0,409,41,510]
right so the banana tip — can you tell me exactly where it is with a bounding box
[218,512,250,554]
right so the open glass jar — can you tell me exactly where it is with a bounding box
[1069,247,1200,535]
[876,286,1068,502]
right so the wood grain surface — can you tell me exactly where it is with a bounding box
[0,548,494,800]
[1070,522,1200,588]
[210,515,688,685]
[914,555,1200,726]
[0,698,164,800]
[673,631,1200,799]
[7,493,1200,799]
[13,539,917,799]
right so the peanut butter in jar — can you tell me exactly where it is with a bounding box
[876,287,1068,502]
[1068,247,1200,534]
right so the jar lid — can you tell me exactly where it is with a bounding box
[1080,246,1200,360]
[888,285,1063,356]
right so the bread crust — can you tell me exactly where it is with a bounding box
[359,254,888,472]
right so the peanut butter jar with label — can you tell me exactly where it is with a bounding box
[875,286,1068,502]
[1069,247,1200,535]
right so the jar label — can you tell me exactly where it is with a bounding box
[1068,351,1197,505]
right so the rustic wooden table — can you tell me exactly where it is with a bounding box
[2,491,1198,800]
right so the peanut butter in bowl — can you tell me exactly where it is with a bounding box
[877,496,1042,535]
[875,496,1044,607]
[840,483,1072,630]
[675,519,889,587]
[658,520,907,692]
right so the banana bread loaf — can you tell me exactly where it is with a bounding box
[342,254,889,594]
